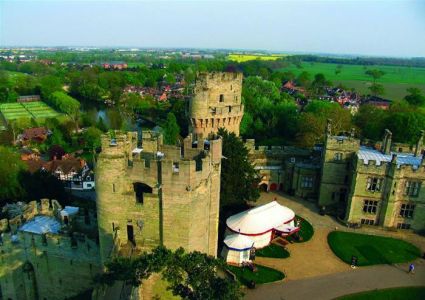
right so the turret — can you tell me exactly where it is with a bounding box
[415,130,424,157]
[382,129,392,155]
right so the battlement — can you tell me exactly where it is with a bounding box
[195,71,243,84]
[326,135,360,150]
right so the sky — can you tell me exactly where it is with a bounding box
[1,0,425,57]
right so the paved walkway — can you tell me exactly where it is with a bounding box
[245,260,425,300]
[244,192,425,299]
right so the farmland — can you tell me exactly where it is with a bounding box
[228,53,287,63]
[279,62,425,100]
[0,101,62,124]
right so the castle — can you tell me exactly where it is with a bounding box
[1,71,424,299]
[250,121,425,232]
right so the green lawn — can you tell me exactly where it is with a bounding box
[278,62,425,100]
[227,264,284,286]
[328,231,421,266]
[286,216,314,243]
[256,243,290,258]
[0,101,61,123]
[337,286,425,300]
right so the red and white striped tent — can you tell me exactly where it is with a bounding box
[225,201,299,249]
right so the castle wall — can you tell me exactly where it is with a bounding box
[189,72,244,138]
[0,201,101,300]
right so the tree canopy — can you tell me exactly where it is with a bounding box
[219,128,259,209]
[0,146,26,205]
[96,246,243,300]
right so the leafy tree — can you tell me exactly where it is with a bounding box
[365,69,385,96]
[369,83,385,97]
[48,91,81,130]
[162,113,180,145]
[354,104,387,141]
[0,146,26,205]
[96,246,243,300]
[296,101,352,147]
[365,69,385,84]
[296,71,311,88]
[404,88,425,106]
[218,128,259,209]
[96,116,108,132]
[311,73,331,96]
[83,126,103,161]
[39,75,62,99]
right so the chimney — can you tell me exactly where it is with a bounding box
[415,130,424,157]
[391,153,397,164]
[382,129,392,155]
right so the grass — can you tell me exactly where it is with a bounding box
[286,215,314,243]
[328,231,421,266]
[227,264,284,286]
[337,286,425,300]
[228,53,287,63]
[256,243,290,258]
[0,101,61,123]
[278,62,425,100]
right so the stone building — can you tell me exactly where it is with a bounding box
[0,199,101,299]
[188,72,244,138]
[318,122,425,231]
[95,130,222,264]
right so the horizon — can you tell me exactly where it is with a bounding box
[1,0,424,58]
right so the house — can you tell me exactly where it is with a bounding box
[102,61,128,70]
[20,127,50,144]
[24,155,95,190]
[362,96,391,110]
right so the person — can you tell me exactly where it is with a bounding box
[408,263,415,274]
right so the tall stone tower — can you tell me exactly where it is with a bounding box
[318,121,360,210]
[95,131,222,264]
[188,72,244,139]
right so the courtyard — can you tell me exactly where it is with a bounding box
[244,191,425,299]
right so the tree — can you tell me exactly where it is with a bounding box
[218,128,259,209]
[163,113,180,145]
[83,126,103,162]
[296,101,352,147]
[0,146,26,205]
[296,71,311,88]
[48,91,81,130]
[369,83,385,97]
[96,246,243,300]
[365,69,385,96]
[311,73,331,96]
[404,88,425,106]
[354,104,387,141]
[365,69,385,84]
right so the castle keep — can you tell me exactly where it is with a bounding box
[188,72,244,138]
[95,131,222,264]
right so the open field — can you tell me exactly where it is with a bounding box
[0,101,61,123]
[328,231,421,266]
[279,62,425,100]
[228,53,287,63]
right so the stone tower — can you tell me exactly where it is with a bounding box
[95,131,222,264]
[318,121,360,210]
[188,72,244,138]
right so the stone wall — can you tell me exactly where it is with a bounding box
[96,131,222,265]
[0,200,101,300]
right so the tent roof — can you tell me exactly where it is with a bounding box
[224,234,254,251]
[226,201,295,235]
